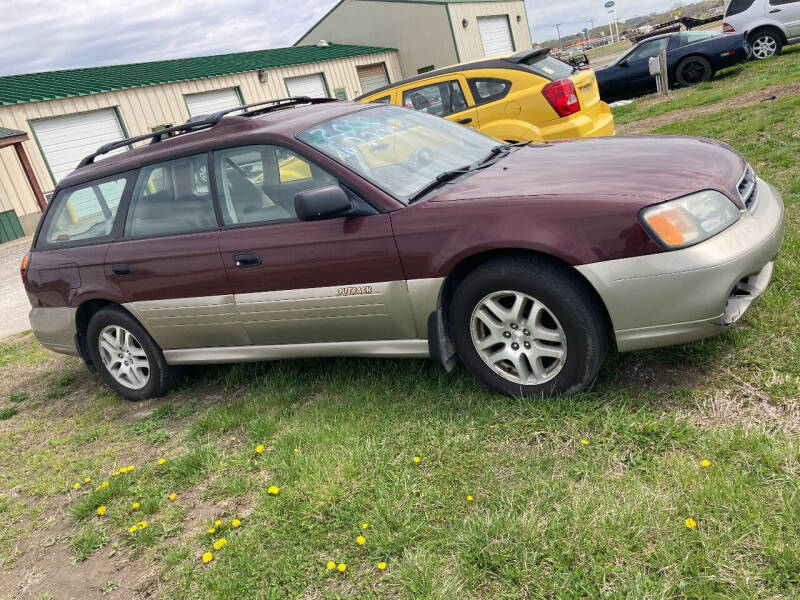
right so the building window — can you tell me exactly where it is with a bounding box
[333,88,348,101]
[417,65,435,74]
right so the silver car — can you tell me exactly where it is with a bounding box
[724,0,800,58]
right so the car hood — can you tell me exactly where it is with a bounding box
[430,136,747,208]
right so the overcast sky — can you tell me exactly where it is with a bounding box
[0,0,683,77]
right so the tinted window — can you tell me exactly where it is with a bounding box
[125,154,217,239]
[42,177,127,245]
[371,96,391,104]
[402,80,468,117]
[623,37,670,63]
[520,54,575,80]
[770,0,799,5]
[214,145,336,226]
[469,78,512,104]
[726,0,757,15]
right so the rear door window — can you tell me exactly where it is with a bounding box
[41,176,128,245]
[726,0,757,16]
[402,80,469,117]
[469,78,512,104]
[124,154,217,239]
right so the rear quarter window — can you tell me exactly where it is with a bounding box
[468,78,512,105]
[519,55,575,80]
[726,0,757,16]
[38,176,129,247]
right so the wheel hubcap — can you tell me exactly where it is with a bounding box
[752,36,777,59]
[470,290,567,385]
[682,61,706,84]
[98,325,150,390]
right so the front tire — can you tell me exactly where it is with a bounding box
[749,29,783,60]
[86,306,180,401]
[675,56,713,87]
[450,256,608,397]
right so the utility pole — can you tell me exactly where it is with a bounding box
[553,23,564,52]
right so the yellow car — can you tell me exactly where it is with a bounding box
[357,49,615,143]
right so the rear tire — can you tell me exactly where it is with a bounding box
[675,56,713,87]
[450,256,608,397]
[749,29,783,60]
[86,306,181,401]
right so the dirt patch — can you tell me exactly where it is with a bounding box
[617,81,800,134]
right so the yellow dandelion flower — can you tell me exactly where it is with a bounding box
[326,561,335,570]
[138,521,147,529]
[208,528,216,534]
[213,538,227,550]
[685,518,697,529]
[202,552,213,563]
[356,535,366,546]
[377,562,387,570]
[101,480,109,488]
[112,471,119,477]
[169,492,176,500]
[268,485,279,495]
[127,465,135,471]
[214,519,222,527]
[230,436,236,441]
[231,519,241,528]
[337,563,347,572]
[72,482,81,490]
[413,456,421,463]
[128,524,138,534]
[96,505,106,516]
[362,522,369,530]
[255,444,264,454]
[581,439,589,446]
[84,477,91,483]
[132,502,140,509]
[294,447,299,454]
[701,459,711,468]
[157,458,166,465]
[467,495,474,502]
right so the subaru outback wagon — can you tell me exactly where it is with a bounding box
[23,98,784,400]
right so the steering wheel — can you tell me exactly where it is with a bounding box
[408,147,434,170]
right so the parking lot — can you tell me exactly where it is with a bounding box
[1,16,800,600]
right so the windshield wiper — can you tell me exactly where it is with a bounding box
[475,141,531,166]
[407,165,473,204]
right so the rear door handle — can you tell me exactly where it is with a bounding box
[233,253,262,268]
[457,118,473,124]
[112,264,133,277]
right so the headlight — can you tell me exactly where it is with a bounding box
[639,190,741,250]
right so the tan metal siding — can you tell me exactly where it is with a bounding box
[447,1,532,62]
[0,50,400,224]
[297,0,457,78]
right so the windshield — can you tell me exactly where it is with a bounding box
[297,106,499,204]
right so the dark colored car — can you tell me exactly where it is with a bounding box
[595,31,751,102]
[23,98,784,400]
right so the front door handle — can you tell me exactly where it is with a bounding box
[457,118,473,124]
[233,253,262,268]
[769,7,781,12]
[112,264,133,277]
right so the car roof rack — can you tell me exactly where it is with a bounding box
[77,96,338,168]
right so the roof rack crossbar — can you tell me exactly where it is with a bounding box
[77,96,339,169]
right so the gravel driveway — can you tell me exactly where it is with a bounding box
[0,237,32,341]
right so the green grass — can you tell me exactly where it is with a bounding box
[0,407,17,420]
[1,61,800,599]
[613,46,800,125]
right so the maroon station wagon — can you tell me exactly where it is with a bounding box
[22,98,784,400]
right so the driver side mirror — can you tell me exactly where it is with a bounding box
[295,185,353,222]
[618,59,629,67]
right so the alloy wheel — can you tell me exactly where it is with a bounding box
[752,36,777,59]
[680,60,708,84]
[98,325,151,390]
[470,290,567,385]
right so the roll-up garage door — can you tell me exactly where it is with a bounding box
[478,15,515,57]
[285,74,328,98]
[31,109,126,184]
[357,63,389,94]
[184,88,242,118]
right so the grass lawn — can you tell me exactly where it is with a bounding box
[1,60,799,599]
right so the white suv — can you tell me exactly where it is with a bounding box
[724,0,800,58]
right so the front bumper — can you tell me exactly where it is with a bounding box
[577,179,784,352]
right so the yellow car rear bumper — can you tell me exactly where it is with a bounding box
[536,102,616,140]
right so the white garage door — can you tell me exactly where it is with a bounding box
[285,74,328,98]
[478,15,515,57]
[184,88,242,118]
[357,63,389,94]
[32,109,126,184]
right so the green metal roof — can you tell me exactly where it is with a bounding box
[0,43,395,107]
[0,126,26,139]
